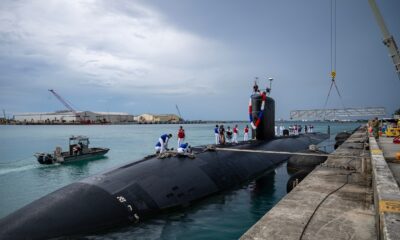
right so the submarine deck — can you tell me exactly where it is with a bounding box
[241,126,400,240]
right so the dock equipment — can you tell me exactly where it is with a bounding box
[48,89,77,114]
[368,0,400,81]
[48,89,82,121]
[290,107,386,120]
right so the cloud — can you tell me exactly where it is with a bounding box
[0,0,229,96]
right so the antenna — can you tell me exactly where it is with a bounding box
[268,77,273,95]
[253,77,259,93]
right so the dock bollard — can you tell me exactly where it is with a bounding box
[361,157,366,174]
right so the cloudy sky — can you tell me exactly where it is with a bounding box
[0,0,399,120]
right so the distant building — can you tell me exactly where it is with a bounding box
[13,111,134,124]
[136,113,156,122]
[91,112,134,123]
[135,113,182,123]
[154,114,181,123]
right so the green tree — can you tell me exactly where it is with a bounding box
[395,108,400,115]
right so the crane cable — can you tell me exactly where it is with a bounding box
[323,0,347,117]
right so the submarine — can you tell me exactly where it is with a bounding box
[0,90,329,239]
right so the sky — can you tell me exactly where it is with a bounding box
[0,0,399,120]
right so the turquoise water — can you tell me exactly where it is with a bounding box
[0,122,360,239]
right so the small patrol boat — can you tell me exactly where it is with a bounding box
[34,136,109,164]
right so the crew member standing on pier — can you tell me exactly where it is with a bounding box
[214,125,219,144]
[233,125,239,143]
[244,125,249,141]
[372,117,380,139]
[158,133,172,153]
[177,126,185,148]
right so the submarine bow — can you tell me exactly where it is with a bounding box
[0,95,329,239]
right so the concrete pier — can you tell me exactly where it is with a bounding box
[241,127,400,240]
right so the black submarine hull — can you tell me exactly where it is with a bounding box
[0,133,328,239]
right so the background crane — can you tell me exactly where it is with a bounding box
[48,89,77,113]
[368,0,400,81]
[175,104,183,121]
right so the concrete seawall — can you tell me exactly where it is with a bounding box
[369,136,400,240]
[241,127,379,239]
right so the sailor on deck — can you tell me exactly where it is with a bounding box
[244,125,249,141]
[226,126,233,143]
[155,142,162,153]
[158,133,172,153]
[233,125,239,144]
[177,143,191,153]
[279,125,285,136]
[214,125,219,144]
[177,126,185,148]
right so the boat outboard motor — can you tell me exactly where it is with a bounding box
[36,153,54,164]
[251,93,275,140]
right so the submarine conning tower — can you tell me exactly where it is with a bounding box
[250,92,275,140]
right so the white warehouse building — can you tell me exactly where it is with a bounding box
[14,111,134,124]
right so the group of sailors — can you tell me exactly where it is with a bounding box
[214,124,249,145]
[155,123,315,154]
[274,124,314,136]
[154,124,251,154]
[155,126,191,154]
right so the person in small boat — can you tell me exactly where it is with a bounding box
[158,133,172,153]
[72,144,81,155]
[177,143,191,153]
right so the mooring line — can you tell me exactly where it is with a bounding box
[214,148,366,159]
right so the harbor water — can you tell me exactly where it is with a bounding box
[0,122,360,239]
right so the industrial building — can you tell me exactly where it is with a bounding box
[135,113,181,123]
[13,111,134,124]
[12,90,182,124]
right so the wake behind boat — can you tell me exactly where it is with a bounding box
[34,136,109,164]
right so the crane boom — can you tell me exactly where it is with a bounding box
[175,104,182,120]
[48,89,76,113]
[368,0,400,80]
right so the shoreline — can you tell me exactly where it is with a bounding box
[0,120,367,126]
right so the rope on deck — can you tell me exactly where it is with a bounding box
[214,147,366,159]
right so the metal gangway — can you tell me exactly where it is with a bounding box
[290,107,386,120]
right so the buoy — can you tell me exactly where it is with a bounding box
[287,149,328,172]
[335,132,351,142]
[334,131,352,149]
